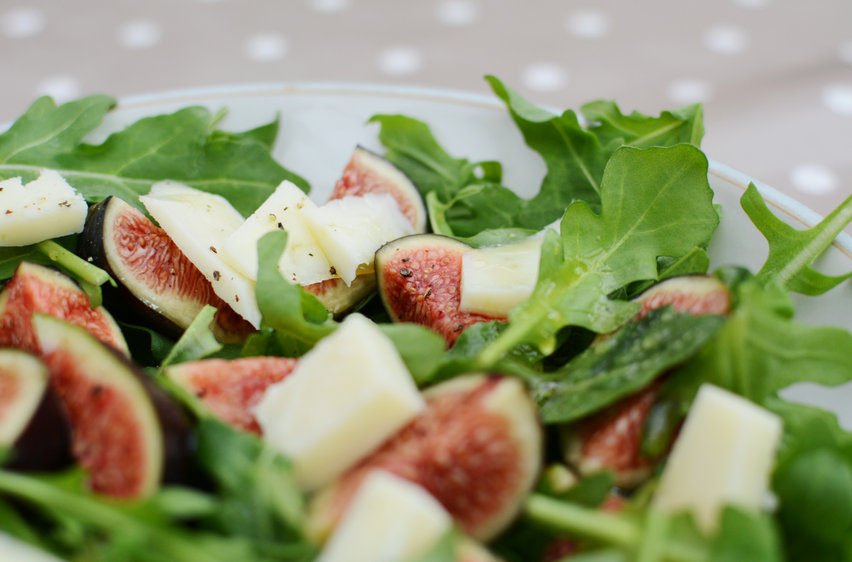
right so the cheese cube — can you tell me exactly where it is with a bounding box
[0,170,87,247]
[221,180,336,285]
[652,384,783,533]
[302,194,414,286]
[459,235,543,316]
[140,181,261,327]
[255,313,425,491]
[316,470,452,562]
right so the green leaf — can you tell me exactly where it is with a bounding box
[530,307,724,424]
[744,184,852,295]
[707,508,784,562]
[255,230,336,353]
[160,305,223,368]
[0,96,308,218]
[679,280,852,404]
[766,399,852,560]
[378,322,447,386]
[478,144,719,364]
[0,95,115,167]
[193,418,309,546]
[486,75,608,226]
[580,100,704,149]
[368,114,486,203]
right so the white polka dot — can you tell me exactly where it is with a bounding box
[117,19,163,50]
[822,84,852,115]
[704,25,748,55]
[35,76,81,104]
[378,46,422,76]
[522,63,568,93]
[310,0,351,13]
[791,164,837,195]
[666,79,714,105]
[731,0,772,8]
[565,10,610,39]
[1,7,45,38]
[436,0,479,26]
[244,33,288,62]
[839,42,852,65]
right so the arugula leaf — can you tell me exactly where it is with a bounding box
[677,279,852,404]
[193,419,309,549]
[0,95,116,167]
[530,307,724,424]
[368,114,500,203]
[743,184,852,295]
[580,100,704,149]
[369,114,511,237]
[486,75,609,226]
[0,96,307,218]
[766,399,852,560]
[159,305,222,368]
[478,144,719,364]
[255,230,336,354]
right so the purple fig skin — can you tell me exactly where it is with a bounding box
[6,386,74,472]
[0,350,73,472]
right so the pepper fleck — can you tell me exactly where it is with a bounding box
[454,324,464,333]
[400,268,413,277]
[401,257,410,262]
[329,266,337,275]
[210,246,218,253]
[213,270,221,281]
[424,288,432,299]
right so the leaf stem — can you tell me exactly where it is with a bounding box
[0,470,220,562]
[525,494,639,548]
[36,240,115,288]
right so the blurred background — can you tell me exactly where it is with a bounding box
[1,0,850,220]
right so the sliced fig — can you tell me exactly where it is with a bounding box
[77,196,255,343]
[307,374,542,543]
[0,349,72,471]
[376,234,504,346]
[633,274,731,320]
[165,356,299,434]
[300,275,374,317]
[330,145,427,233]
[33,314,193,498]
[563,379,664,489]
[0,261,128,355]
[564,274,732,488]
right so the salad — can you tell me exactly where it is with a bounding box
[0,74,851,562]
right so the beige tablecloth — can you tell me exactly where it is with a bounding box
[2,0,850,222]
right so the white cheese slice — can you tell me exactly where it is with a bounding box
[255,313,425,491]
[0,170,87,247]
[221,180,336,285]
[302,193,414,286]
[652,383,783,533]
[316,470,452,562]
[459,235,543,317]
[139,181,261,328]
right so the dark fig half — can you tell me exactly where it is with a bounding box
[0,349,73,471]
[375,234,503,347]
[33,314,193,498]
[77,196,254,343]
[0,261,128,355]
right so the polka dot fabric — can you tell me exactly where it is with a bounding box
[0,0,849,219]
